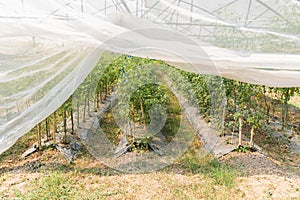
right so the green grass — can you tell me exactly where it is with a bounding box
[177,141,237,188]
[13,171,114,200]
[203,158,237,188]
[15,171,75,200]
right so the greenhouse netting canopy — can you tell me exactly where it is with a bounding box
[0,0,300,154]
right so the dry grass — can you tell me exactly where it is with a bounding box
[1,170,244,200]
[1,138,300,200]
[0,136,242,200]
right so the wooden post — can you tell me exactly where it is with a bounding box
[77,102,80,128]
[250,126,254,148]
[46,118,49,140]
[104,81,107,100]
[71,109,74,135]
[238,116,243,147]
[131,102,136,137]
[96,93,99,109]
[83,98,86,122]
[283,88,289,130]
[37,123,41,150]
[87,93,90,114]
[63,109,67,144]
[53,111,57,146]
[222,100,227,136]
[99,86,103,104]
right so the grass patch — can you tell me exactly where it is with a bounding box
[177,139,237,188]
[12,170,129,200]
[201,158,237,188]
[161,90,181,141]
[14,171,76,200]
[101,112,122,146]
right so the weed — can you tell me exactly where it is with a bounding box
[178,140,237,188]
[234,146,255,153]
[200,158,237,188]
[14,171,75,200]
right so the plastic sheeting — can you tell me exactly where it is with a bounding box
[0,0,300,154]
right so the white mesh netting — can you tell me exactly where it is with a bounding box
[0,0,300,154]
